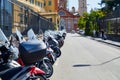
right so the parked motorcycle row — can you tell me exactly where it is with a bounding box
[0,28,66,80]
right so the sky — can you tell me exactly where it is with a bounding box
[68,0,102,12]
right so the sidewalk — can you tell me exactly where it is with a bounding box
[91,37,120,47]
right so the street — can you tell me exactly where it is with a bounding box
[51,33,120,80]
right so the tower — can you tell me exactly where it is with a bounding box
[58,0,67,9]
[78,0,87,15]
[72,7,75,13]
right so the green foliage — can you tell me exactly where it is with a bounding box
[85,28,90,35]
[78,10,105,36]
[78,17,86,29]
[78,12,89,30]
[89,21,94,35]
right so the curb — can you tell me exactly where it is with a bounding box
[91,38,120,47]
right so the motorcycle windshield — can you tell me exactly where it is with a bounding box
[44,30,55,39]
[15,28,26,43]
[26,28,46,49]
[27,29,38,40]
[0,28,9,44]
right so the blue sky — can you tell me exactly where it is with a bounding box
[68,0,102,12]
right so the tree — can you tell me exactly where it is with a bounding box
[78,10,105,35]
[101,0,120,13]
[78,12,89,29]
[78,16,85,29]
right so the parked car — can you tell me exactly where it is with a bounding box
[79,30,85,35]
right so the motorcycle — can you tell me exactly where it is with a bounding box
[21,29,54,78]
[44,31,61,58]
[0,28,47,80]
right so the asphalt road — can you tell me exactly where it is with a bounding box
[50,33,120,80]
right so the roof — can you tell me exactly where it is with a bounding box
[58,7,80,17]
[58,7,74,16]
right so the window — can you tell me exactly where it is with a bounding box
[38,2,40,6]
[49,10,52,12]
[36,1,38,6]
[48,1,52,6]
[48,18,52,22]
[41,3,43,8]
[20,7,23,12]
[29,0,34,4]
[40,2,42,7]
[19,14,24,23]
[58,11,65,16]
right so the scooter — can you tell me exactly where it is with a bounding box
[44,34,61,58]
[0,28,47,80]
[0,43,47,80]
[27,29,54,78]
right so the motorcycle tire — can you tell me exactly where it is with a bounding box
[55,48,61,58]
[40,61,53,78]
[58,40,64,48]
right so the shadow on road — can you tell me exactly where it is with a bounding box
[73,56,120,67]
[94,56,120,66]
[73,64,91,67]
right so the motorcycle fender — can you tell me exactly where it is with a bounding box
[30,66,45,75]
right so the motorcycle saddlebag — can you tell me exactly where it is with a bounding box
[19,40,47,65]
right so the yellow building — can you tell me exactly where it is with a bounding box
[41,0,59,29]
[40,12,59,27]
[12,0,46,32]
[22,0,60,29]
[12,4,25,32]
[44,0,58,12]
[12,0,59,32]
[17,0,46,13]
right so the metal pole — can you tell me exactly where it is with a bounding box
[3,0,5,31]
[0,0,1,28]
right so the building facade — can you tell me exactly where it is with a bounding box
[11,0,55,33]
[78,0,87,15]
[16,0,45,12]
[0,0,13,36]
[58,0,80,32]
[19,0,60,29]
[44,0,58,12]
[12,0,46,32]
[12,4,26,32]
[41,0,59,29]
[58,8,80,32]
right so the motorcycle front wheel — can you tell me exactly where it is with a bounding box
[40,61,53,78]
[54,47,61,58]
